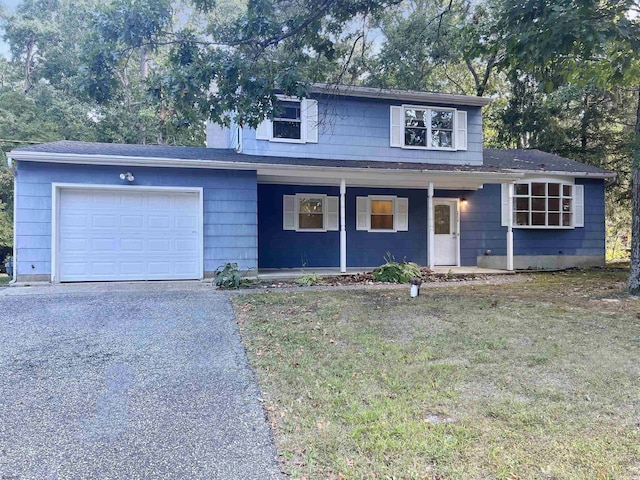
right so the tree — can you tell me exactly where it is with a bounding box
[498,0,640,292]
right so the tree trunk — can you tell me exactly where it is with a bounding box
[628,84,640,294]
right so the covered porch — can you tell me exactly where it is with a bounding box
[256,164,523,272]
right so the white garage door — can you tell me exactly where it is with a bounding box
[57,187,202,282]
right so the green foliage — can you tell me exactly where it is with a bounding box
[296,273,321,287]
[373,253,421,283]
[213,262,248,289]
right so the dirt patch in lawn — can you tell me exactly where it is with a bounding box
[233,266,640,479]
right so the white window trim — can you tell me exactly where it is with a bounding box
[270,95,307,144]
[357,195,409,233]
[508,178,578,229]
[368,195,397,233]
[401,104,457,151]
[294,193,328,232]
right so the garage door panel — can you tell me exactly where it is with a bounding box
[148,238,172,252]
[92,214,117,228]
[61,213,89,228]
[120,239,144,252]
[58,188,201,282]
[148,193,171,208]
[148,215,171,229]
[120,192,145,207]
[121,215,145,228]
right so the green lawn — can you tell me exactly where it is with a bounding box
[232,267,640,479]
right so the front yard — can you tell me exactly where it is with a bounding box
[232,267,640,479]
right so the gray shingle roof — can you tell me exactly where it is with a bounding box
[10,140,614,177]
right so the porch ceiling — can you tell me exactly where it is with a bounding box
[257,167,522,190]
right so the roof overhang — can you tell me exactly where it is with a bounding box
[310,83,492,107]
[501,168,615,180]
[8,150,525,190]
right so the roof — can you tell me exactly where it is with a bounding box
[8,141,614,178]
[310,83,492,107]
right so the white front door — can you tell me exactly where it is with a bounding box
[56,187,203,282]
[433,199,459,266]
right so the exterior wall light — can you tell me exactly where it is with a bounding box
[460,197,468,205]
[119,172,135,182]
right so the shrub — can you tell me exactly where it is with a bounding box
[214,262,245,289]
[296,273,321,286]
[373,253,421,283]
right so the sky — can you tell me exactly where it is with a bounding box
[0,0,20,57]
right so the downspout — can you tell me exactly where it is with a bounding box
[340,178,346,273]
[6,155,17,284]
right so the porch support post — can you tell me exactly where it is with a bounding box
[340,178,347,273]
[507,182,514,271]
[428,182,435,270]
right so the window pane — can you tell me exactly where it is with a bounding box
[276,101,301,120]
[516,198,529,210]
[563,213,572,226]
[371,200,393,214]
[548,198,560,211]
[532,198,546,211]
[548,213,560,226]
[531,183,546,196]
[299,198,323,214]
[299,213,323,229]
[562,198,571,212]
[431,130,453,148]
[548,183,560,196]
[405,109,426,127]
[405,128,426,146]
[273,121,301,139]
[515,184,529,196]
[515,212,529,225]
[371,215,394,230]
[431,110,453,129]
[532,212,546,225]
[563,185,572,196]
[434,205,451,234]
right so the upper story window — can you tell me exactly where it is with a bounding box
[501,180,584,229]
[391,105,467,151]
[405,108,454,148]
[255,97,319,144]
[273,100,302,140]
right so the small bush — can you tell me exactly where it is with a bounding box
[296,273,321,286]
[373,253,421,283]
[214,262,245,289]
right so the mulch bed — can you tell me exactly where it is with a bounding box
[245,267,489,289]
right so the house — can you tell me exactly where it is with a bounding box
[7,84,614,283]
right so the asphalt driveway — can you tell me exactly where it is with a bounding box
[0,283,281,479]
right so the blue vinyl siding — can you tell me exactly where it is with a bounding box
[15,161,258,278]
[258,185,427,268]
[242,95,483,165]
[512,178,605,256]
[258,179,606,269]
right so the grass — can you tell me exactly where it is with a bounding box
[232,266,640,479]
[0,273,10,286]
